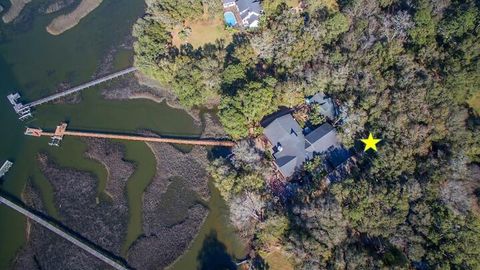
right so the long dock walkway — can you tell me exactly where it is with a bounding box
[0,195,129,270]
[26,67,137,108]
[25,123,236,147]
[8,67,137,120]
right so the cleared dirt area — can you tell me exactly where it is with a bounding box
[171,17,233,49]
[263,249,294,270]
[2,0,31,23]
[46,0,103,35]
[468,92,480,115]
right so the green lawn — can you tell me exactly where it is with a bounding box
[171,17,233,49]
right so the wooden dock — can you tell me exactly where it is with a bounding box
[0,161,13,178]
[0,194,130,270]
[25,123,236,147]
[8,67,137,120]
[25,67,137,108]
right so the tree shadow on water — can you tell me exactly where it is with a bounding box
[197,230,236,270]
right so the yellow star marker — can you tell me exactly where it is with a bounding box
[360,133,381,152]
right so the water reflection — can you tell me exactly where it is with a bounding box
[197,231,236,270]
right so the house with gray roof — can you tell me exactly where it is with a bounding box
[305,123,339,157]
[264,114,306,177]
[263,113,347,178]
[223,0,262,28]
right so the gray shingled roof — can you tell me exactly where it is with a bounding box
[274,156,298,177]
[263,114,302,143]
[236,0,262,27]
[308,93,336,119]
[237,0,261,15]
[305,123,339,153]
[264,114,342,178]
[264,114,306,177]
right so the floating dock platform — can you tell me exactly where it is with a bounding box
[7,93,31,121]
[0,160,13,178]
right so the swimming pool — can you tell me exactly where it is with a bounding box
[224,12,237,26]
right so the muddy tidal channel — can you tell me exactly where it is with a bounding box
[0,0,246,268]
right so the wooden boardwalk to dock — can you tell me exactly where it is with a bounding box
[8,67,137,120]
[25,67,137,108]
[0,195,129,270]
[25,123,236,147]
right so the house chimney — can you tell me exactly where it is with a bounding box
[277,143,283,152]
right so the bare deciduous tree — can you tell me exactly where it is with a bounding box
[231,139,262,170]
[230,192,265,236]
[382,11,414,42]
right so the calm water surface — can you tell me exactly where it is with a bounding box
[0,0,246,268]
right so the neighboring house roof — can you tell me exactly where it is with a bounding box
[236,0,262,28]
[308,92,336,119]
[223,0,262,28]
[264,114,344,178]
[223,0,236,8]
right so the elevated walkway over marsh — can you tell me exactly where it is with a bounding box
[0,194,129,270]
[8,67,137,120]
[25,123,236,147]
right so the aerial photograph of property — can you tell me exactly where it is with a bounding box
[0,0,479,269]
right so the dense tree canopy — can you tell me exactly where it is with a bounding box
[134,0,480,268]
